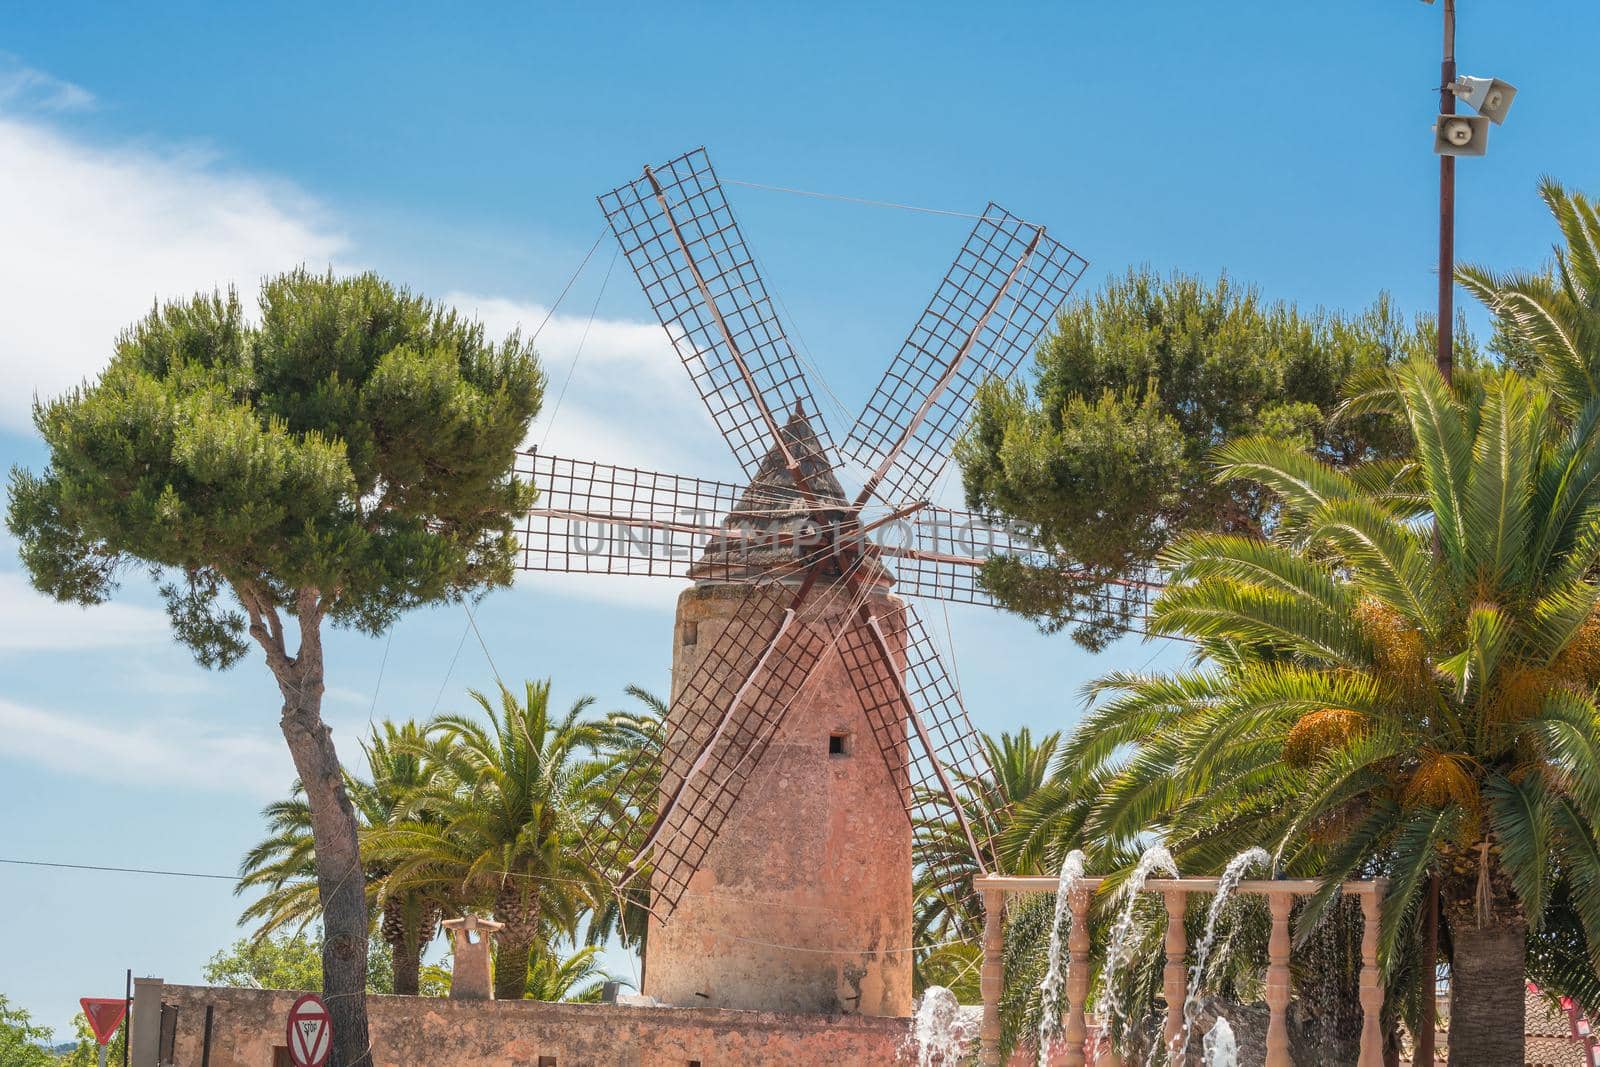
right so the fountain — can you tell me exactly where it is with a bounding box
[1097,845,1179,1059]
[972,854,1388,1067]
[1036,849,1087,1066]
[1201,1018,1238,1067]
[909,985,970,1067]
[1171,848,1270,1064]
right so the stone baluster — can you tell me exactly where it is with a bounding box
[1264,892,1293,1067]
[980,889,1005,1067]
[1359,886,1386,1067]
[1162,890,1187,1059]
[1062,886,1092,1067]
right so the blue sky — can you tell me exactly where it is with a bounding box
[2,0,1595,1037]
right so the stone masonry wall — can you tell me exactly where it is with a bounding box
[646,582,914,1017]
[155,982,910,1067]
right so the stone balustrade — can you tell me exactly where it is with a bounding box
[972,874,1388,1067]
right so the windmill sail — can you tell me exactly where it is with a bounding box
[514,448,1103,604]
[838,601,1006,874]
[844,204,1088,508]
[549,152,1104,929]
[599,147,838,483]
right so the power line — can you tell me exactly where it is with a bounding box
[430,619,472,716]
[366,627,393,732]
[0,857,235,881]
[0,856,968,959]
[530,227,609,346]
[462,600,504,692]
[538,244,620,452]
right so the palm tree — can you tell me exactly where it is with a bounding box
[525,944,622,1003]
[369,680,607,1001]
[1460,178,1600,416]
[1064,359,1600,1064]
[580,686,664,978]
[236,720,447,996]
[913,729,1062,973]
[363,722,449,996]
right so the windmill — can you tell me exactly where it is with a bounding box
[512,147,1150,1014]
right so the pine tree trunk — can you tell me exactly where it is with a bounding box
[256,589,372,1067]
[1445,920,1526,1067]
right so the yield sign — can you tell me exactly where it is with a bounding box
[79,999,126,1045]
[286,994,332,1067]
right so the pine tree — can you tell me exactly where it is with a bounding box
[7,269,544,1065]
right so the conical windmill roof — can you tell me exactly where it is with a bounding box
[734,405,847,513]
[692,406,890,588]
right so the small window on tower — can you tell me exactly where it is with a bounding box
[829,732,850,757]
[683,620,699,646]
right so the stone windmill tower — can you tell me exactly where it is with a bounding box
[512,148,1148,1016]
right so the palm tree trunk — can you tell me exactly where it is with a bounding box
[495,933,535,1002]
[1445,919,1526,1066]
[380,895,416,998]
[384,897,440,996]
[391,935,421,997]
[493,884,540,1001]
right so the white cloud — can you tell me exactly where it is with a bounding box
[0,54,94,112]
[0,697,287,797]
[322,685,372,709]
[442,291,730,477]
[0,114,347,431]
[443,293,740,609]
[0,571,169,652]
[0,64,729,615]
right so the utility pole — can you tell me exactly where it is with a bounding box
[1420,6,1456,1051]
[1419,872,1439,1064]
[1436,0,1457,383]
[1423,6,1457,1052]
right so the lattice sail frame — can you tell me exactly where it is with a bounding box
[838,601,1006,869]
[513,449,1142,610]
[605,580,837,917]
[533,147,1122,922]
[845,203,1088,507]
[599,148,833,482]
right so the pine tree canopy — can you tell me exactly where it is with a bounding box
[953,267,1456,647]
[7,268,545,667]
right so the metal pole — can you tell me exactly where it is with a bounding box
[1422,6,1455,1056]
[122,969,131,1067]
[1437,0,1457,382]
[1427,4,1465,1055]
[1418,874,1439,1063]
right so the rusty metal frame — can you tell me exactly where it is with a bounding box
[598,147,834,483]
[533,149,1111,922]
[838,601,1006,871]
[859,604,990,874]
[843,203,1089,508]
[853,224,1042,508]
